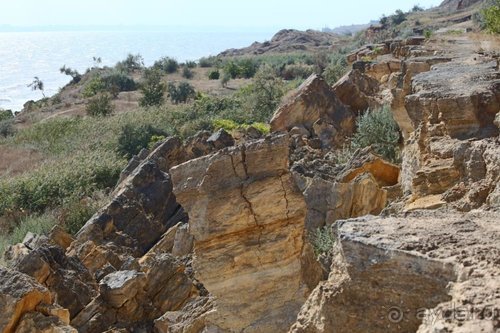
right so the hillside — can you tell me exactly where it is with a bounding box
[0,0,499,332]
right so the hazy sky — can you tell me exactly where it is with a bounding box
[1,0,443,30]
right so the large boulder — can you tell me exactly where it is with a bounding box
[171,134,309,332]
[271,74,354,147]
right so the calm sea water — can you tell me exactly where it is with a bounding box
[0,30,273,111]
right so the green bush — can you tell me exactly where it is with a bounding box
[213,119,239,131]
[83,76,106,97]
[391,9,407,25]
[482,0,500,34]
[0,149,122,216]
[185,61,197,68]
[102,71,137,92]
[0,120,16,138]
[0,213,57,260]
[86,94,114,117]
[0,109,13,122]
[352,106,401,163]
[182,66,194,79]
[323,55,348,85]
[153,57,179,74]
[310,226,336,257]
[424,30,433,39]
[140,69,165,107]
[167,82,196,104]
[116,53,144,73]
[60,197,100,236]
[117,124,168,159]
[208,70,220,80]
[198,57,216,68]
[280,64,314,80]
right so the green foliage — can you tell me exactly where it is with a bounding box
[391,9,407,25]
[208,70,220,80]
[86,94,114,117]
[116,53,144,73]
[424,30,433,39]
[153,57,179,74]
[60,197,99,236]
[221,72,231,87]
[102,71,137,92]
[412,4,424,12]
[140,69,165,107]
[0,213,57,259]
[148,135,166,150]
[212,119,238,132]
[182,66,194,79]
[310,226,336,257]
[323,54,348,85]
[0,110,13,122]
[60,65,82,84]
[223,58,259,79]
[280,64,314,80]
[117,124,167,158]
[0,120,16,138]
[167,81,196,104]
[482,0,500,33]
[185,61,197,68]
[83,76,106,97]
[237,64,285,122]
[198,56,216,68]
[0,149,122,216]
[352,106,401,163]
[380,15,389,27]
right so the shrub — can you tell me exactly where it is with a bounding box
[198,57,215,68]
[280,64,314,80]
[352,106,401,163]
[116,53,144,73]
[102,71,136,92]
[0,213,57,260]
[223,61,240,79]
[117,124,168,158]
[0,109,13,122]
[237,58,259,78]
[83,76,106,97]
[237,64,285,122]
[424,30,433,39]
[323,55,348,85]
[182,66,194,79]
[221,72,231,87]
[167,82,196,104]
[391,9,407,25]
[482,0,500,34]
[213,119,238,132]
[86,94,114,117]
[140,69,165,107]
[380,15,389,27]
[153,57,179,74]
[185,61,197,68]
[412,4,424,12]
[310,225,336,257]
[148,135,166,150]
[208,70,220,80]
[60,197,98,236]
[0,120,16,138]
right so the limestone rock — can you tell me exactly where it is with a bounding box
[0,267,52,333]
[270,74,354,146]
[15,312,77,333]
[332,67,382,113]
[291,210,500,333]
[171,134,308,332]
[207,129,235,150]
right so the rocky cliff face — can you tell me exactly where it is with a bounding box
[1,32,499,333]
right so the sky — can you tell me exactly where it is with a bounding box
[0,0,444,31]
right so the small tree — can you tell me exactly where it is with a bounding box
[182,66,194,79]
[117,124,168,158]
[391,9,407,25]
[380,15,389,27]
[153,57,179,74]
[167,81,196,104]
[140,69,165,107]
[60,65,82,84]
[412,4,424,12]
[27,77,46,98]
[86,94,114,117]
[116,54,144,73]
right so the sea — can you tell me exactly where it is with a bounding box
[0,29,273,111]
